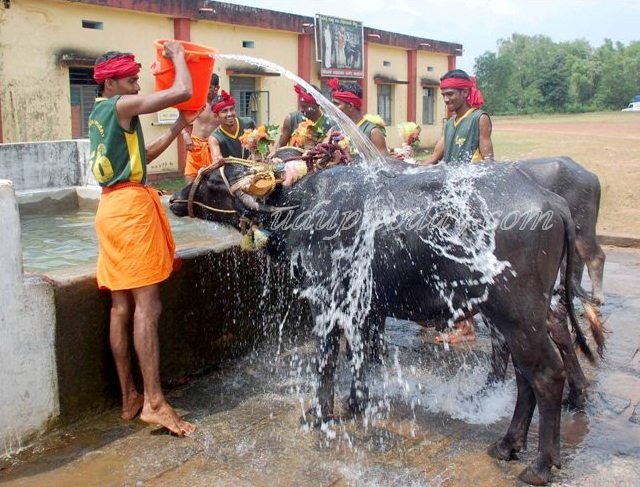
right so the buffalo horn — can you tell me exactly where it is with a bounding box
[236,192,298,213]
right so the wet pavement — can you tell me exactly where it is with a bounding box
[1,246,639,487]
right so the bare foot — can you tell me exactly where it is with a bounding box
[435,321,476,344]
[140,401,196,437]
[121,390,144,421]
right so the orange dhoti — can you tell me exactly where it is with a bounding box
[95,184,175,291]
[184,136,212,177]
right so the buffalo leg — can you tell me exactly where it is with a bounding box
[312,325,342,423]
[362,311,386,365]
[576,236,606,305]
[487,313,565,486]
[585,245,606,305]
[518,341,564,485]
[518,356,564,485]
[547,300,589,410]
[488,366,535,459]
[487,321,509,384]
[347,324,369,414]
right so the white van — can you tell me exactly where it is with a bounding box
[622,102,640,112]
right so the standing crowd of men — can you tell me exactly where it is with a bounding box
[88,41,492,436]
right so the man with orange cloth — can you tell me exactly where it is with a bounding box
[181,73,220,183]
[88,41,198,437]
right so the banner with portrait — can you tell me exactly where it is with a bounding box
[315,14,364,78]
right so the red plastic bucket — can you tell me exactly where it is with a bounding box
[151,39,217,111]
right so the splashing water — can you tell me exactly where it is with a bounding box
[418,164,511,324]
[214,54,512,439]
[214,54,386,168]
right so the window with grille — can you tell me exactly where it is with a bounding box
[229,76,270,125]
[69,68,97,138]
[422,86,436,125]
[377,84,392,125]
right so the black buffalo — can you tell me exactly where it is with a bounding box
[489,157,606,407]
[170,160,592,485]
[516,156,605,306]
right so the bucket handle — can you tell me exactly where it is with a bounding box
[150,60,173,77]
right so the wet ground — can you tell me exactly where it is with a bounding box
[1,246,639,486]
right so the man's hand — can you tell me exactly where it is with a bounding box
[182,130,194,151]
[210,156,225,169]
[178,108,203,127]
[162,40,185,60]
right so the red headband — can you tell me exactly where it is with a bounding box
[328,78,363,109]
[440,76,485,107]
[294,84,317,106]
[212,90,236,114]
[93,54,140,84]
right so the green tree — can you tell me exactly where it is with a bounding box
[473,34,640,114]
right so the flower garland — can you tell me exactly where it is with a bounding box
[398,121,421,147]
[239,124,279,159]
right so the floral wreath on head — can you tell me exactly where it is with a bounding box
[398,122,421,147]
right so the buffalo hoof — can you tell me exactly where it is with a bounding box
[365,339,386,365]
[348,388,369,415]
[564,390,588,411]
[487,440,518,461]
[518,465,551,486]
[301,407,335,428]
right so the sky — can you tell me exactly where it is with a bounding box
[223,0,640,74]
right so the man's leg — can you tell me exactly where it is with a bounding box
[132,284,196,437]
[109,290,144,420]
[435,318,476,343]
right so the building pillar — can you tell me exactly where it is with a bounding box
[174,17,191,175]
[448,55,456,72]
[297,34,312,82]
[362,42,369,111]
[407,50,417,122]
[0,95,3,143]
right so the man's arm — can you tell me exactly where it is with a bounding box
[116,41,192,124]
[207,135,224,168]
[424,136,444,165]
[370,127,388,155]
[275,114,293,149]
[181,126,194,151]
[478,113,494,161]
[147,110,201,163]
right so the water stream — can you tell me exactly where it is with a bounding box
[214,53,385,168]
[213,55,511,439]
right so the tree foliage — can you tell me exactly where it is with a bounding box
[474,34,640,114]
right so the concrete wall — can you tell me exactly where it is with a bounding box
[50,246,311,422]
[0,0,457,163]
[0,180,59,456]
[0,0,178,173]
[191,21,300,133]
[0,181,311,457]
[416,52,450,147]
[0,139,94,191]
[367,45,409,149]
